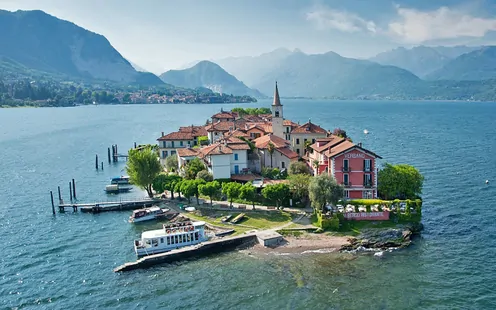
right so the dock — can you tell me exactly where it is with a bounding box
[58,197,158,213]
[114,233,259,272]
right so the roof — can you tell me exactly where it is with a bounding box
[324,141,382,159]
[283,119,298,127]
[178,125,208,137]
[212,111,238,119]
[225,129,250,138]
[253,134,289,149]
[205,121,235,132]
[198,138,250,157]
[277,147,299,159]
[310,135,346,153]
[157,131,195,141]
[272,82,282,106]
[291,121,327,134]
[177,148,199,157]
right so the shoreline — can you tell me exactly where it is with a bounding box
[249,234,350,255]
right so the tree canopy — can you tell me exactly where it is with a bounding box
[198,181,221,206]
[184,157,206,180]
[222,182,242,207]
[378,163,424,200]
[126,147,162,197]
[308,174,344,211]
[196,170,213,182]
[165,155,178,172]
[239,182,257,209]
[288,174,311,204]
[262,183,290,209]
[289,161,311,175]
[231,107,271,116]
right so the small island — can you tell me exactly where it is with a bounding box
[115,84,425,271]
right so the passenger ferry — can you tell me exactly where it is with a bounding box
[129,206,170,223]
[134,221,208,256]
[111,176,130,185]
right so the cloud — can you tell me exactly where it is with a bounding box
[388,6,496,43]
[306,7,377,34]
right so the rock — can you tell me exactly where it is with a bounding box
[402,230,412,241]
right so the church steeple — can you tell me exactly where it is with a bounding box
[272,81,282,106]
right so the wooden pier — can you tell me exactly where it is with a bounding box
[58,197,158,213]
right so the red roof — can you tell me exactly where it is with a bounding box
[178,125,208,137]
[277,147,299,159]
[253,134,289,149]
[212,111,238,119]
[325,142,382,159]
[177,148,199,157]
[310,135,346,152]
[158,131,195,141]
[291,121,327,134]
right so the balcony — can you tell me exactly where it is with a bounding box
[364,182,373,188]
[342,166,352,172]
[341,181,352,188]
[363,167,372,172]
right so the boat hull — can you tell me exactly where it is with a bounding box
[134,239,206,257]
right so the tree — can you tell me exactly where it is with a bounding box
[197,136,209,146]
[165,155,178,172]
[262,183,290,209]
[196,170,213,182]
[289,161,311,175]
[126,147,162,198]
[239,182,257,209]
[222,182,242,207]
[174,180,183,199]
[288,174,311,204]
[180,180,198,203]
[378,163,424,200]
[198,181,221,207]
[163,175,182,199]
[267,142,275,168]
[304,140,312,155]
[152,173,169,194]
[185,158,206,180]
[308,174,344,212]
[193,179,206,204]
[333,128,348,138]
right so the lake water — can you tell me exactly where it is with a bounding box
[1,100,496,309]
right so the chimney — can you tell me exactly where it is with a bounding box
[358,142,362,147]
[229,127,233,133]
[161,131,164,137]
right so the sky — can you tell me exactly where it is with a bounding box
[2,0,496,74]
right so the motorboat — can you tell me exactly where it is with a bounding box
[105,184,132,194]
[129,206,170,223]
[134,221,208,256]
[111,176,130,185]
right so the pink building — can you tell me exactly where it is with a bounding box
[308,136,382,199]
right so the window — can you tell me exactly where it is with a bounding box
[343,159,349,172]
[286,127,290,133]
[162,142,166,148]
[175,235,178,244]
[344,190,350,198]
[275,111,279,117]
[364,159,372,172]
[364,174,372,187]
[180,141,183,147]
[191,232,195,241]
[234,154,238,161]
[160,238,164,243]
[171,141,175,148]
[362,190,373,199]
[296,149,300,155]
[162,151,167,158]
[281,162,285,169]
[167,236,171,245]
[296,138,300,145]
[312,139,315,144]
[343,173,349,185]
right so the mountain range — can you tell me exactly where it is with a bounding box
[159,61,265,98]
[2,9,496,101]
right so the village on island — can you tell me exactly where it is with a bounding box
[72,83,424,272]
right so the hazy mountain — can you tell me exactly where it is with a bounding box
[0,9,163,85]
[215,48,295,86]
[251,51,423,98]
[370,45,482,78]
[159,60,265,97]
[129,61,148,72]
[426,46,496,81]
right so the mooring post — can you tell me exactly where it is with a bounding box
[57,186,62,202]
[108,147,111,163]
[112,145,116,162]
[101,162,104,170]
[95,154,99,170]
[115,144,118,162]
[50,191,55,215]
[134,142,137,149]
[72,179,77,200]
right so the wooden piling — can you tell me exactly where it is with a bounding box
[108,147,111,163]
[115,144,118,162]
[95,154,99,170]
[72,179,77,200]
[101,162,104,170]
[112,145,116,162]
[69,182,73,201]
[57,186,62,202]
[50,191,55,215]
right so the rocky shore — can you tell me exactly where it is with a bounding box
[340,223,424,252]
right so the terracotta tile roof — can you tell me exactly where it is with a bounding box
[230,174,262,182]
[325,141,356,157]
[277,147,299,159]
[291,121,327,134]
[212,111,238,119]
[157,131,195,141]
[310,135,346,153]
[205,121,234,132]
[253,134,289,149]
[177,148,199,157]
[178,125,208,137]
[283,119,298,127]
[198,143,233,156]
[224,129,250,138]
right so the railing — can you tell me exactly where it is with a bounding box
[342,166,352,172]
[341,182,352,187]
[363,167,372,172]
[364,182,373,188]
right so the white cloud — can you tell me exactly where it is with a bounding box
[388,6,496,43]
[306,7,377,34]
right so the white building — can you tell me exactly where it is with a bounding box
[197,137,250,179]
[157,125,208,164]
[253,134,299,170]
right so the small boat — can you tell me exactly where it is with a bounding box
[105,184,132,194]
[129,206,170,223]
[111,176,130,185]
[134,221,208,256]
[221,215,232,223]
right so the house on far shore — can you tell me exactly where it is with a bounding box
[308,136,382,199]
[253,134,299,171]
[157,125,207,164]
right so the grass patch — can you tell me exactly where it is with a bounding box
[278,230,304,237]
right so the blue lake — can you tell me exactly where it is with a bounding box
[1,100,496,309]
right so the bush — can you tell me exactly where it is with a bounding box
[316,212,340,231]
[196,170,213,182]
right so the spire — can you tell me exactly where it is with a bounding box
[272,81,282,106]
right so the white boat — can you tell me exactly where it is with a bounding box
[111,176,130,185]
[134,221,208,256]
[105,184,132,194]
[129,206,170,223]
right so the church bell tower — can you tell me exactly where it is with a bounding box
[271,82,284,139]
